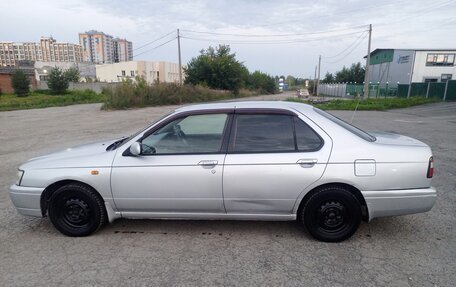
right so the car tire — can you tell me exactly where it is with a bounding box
[48,183,107,237]
[300,186,361,242]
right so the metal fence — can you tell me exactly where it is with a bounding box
[397,81,456,100]
[317,83,348,97]
[318,80,456,100]
[317,83,398,98]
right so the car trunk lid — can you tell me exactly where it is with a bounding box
[370,132,428,147]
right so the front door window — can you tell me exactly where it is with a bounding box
[141,114,228,155]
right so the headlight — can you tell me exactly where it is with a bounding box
[16,170,24,186]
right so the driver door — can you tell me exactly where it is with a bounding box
[111,112,231,214]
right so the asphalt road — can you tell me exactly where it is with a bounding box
[1,95,455,286]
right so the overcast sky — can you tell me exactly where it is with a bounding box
[2,0,455,77]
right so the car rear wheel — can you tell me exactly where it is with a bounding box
[48,183,106,237]
[300,186,361,242]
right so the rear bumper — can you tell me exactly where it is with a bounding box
[9,185,44,217]
[362,187,436,221]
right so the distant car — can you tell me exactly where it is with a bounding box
[9,101,436,242]
[298,89,308,98]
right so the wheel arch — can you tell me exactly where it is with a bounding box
[40,179,104,217]
[296,182,369,222]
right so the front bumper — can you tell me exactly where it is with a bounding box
[362,187,436,221]
[9,185,44,217]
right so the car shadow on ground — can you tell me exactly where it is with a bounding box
[17,214,431,243]
[103,219,307,237]
[94,216,428,242]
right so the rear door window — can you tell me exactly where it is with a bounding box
[233,114,295,153]
[232,114,323,153]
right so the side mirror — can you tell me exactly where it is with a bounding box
[129,142,142,156]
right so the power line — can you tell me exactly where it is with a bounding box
[180,24,368,38]
[133,37,177,58]
[322,31,368,59]
[180,30,367,45]
[322,32,368,64]
[133,30,176,51]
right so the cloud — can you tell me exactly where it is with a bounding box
[1,0,455,76]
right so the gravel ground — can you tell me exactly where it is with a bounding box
[0,94,455,287]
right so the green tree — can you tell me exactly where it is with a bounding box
[239,65,250,88]
[48,67,69,94]
[184,45,246,93]
[286,75,296,87]
[335,62,365,83]
[248,71,277,94]
[11,70,30,97]
[295,77,305,86]
[64,67,80,83]
[322,72,335,83]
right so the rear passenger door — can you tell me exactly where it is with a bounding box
[223,110,332,215]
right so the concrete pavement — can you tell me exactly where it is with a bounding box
[1,97,455,286]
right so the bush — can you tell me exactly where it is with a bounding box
[185,45,245,93]
[64,67,80,82]
[246,71,277,94]
[11,70,30,97]
[102,77,255,110]
[48,67,69,94]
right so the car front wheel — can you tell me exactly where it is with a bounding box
[48,183,107,237]
[300,186,361,242]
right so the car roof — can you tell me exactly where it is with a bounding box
[175,101,315,113]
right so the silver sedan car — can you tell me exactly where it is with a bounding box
[9,101,436,242]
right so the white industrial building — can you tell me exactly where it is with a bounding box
[96,61,183,84]
[366,48,455,87]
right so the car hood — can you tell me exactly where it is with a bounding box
[20,139,119,170]
[370,132,428,147]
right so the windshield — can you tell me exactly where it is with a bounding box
[313,108,376,142]
[107,111,175,150]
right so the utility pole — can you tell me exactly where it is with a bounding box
[313,65,317,95]
[363,24,372,98]
[177,29,183,85]
[316,55,321,96]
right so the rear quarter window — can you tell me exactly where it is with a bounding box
[294,117,323,151]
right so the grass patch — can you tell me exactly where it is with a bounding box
[287,97,440,111]
[0,90,105,111]
[102,79,259,110]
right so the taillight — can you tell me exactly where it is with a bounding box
[427,156,434,178]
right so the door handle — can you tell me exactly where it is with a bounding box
[198,160,218,166]
[297,159,318,167]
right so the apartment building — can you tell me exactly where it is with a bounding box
[0,37,83,67]
[79,31,133,64]
[113,38,133,62]
[96,61,182,84]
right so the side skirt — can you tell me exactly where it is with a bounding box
[120,211,295,221]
